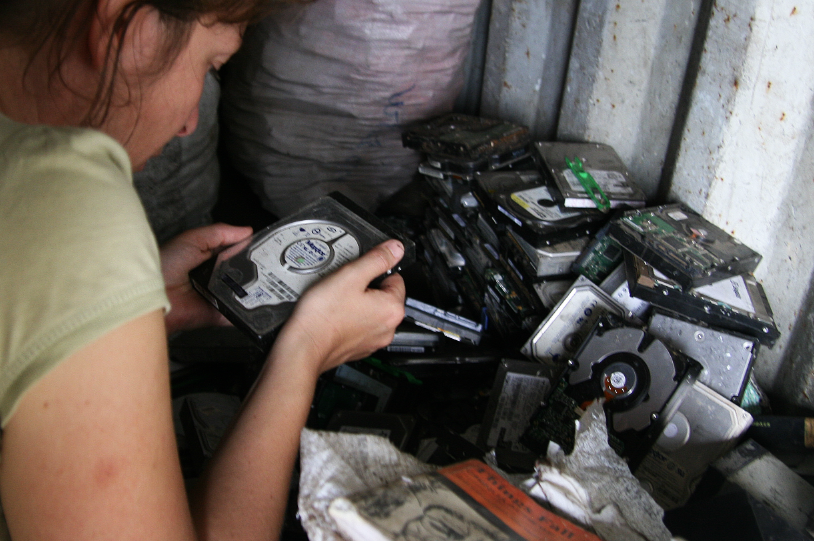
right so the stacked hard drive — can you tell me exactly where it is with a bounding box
[186,113,782,514]
[386,113,780,510]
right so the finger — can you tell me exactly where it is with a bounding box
[186,223,253,252]
[376,272,406,302]
[340,240,405,286]
[164,223,253,254]
[210,223,254,246]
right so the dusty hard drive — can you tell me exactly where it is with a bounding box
[534,142,647,210]
[190,193,415,349]
[425,147,531,177]
[635,380,753,510]
[477,359,563,471]
[402,113,531,162]
[627,255,779,347]
[647,310,757,403]
[608,204,762,289]
[403,297,484,345]
[473,169,605,245]
[521,276,631,365]
[520,315,703,467]
[506,229,591,279]
[566,315,702,466]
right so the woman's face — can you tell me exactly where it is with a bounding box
[101,12,243,170]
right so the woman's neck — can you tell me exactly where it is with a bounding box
[0,45,94,127]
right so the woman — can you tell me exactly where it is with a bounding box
[0,1,406,539]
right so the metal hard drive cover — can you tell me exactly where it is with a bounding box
[567,317,686,434]
[534,141,647,209]
[474,170,604,237]
[425,145,531,176]
[189,193,415,349]
[627,255,779,346]
[521,276,628,365]
[507,229,590,278]
[426,228,466,272]
[386,322,444,354]
[635,380,753,510]
[475,212,501,249]
[532,278,573,310]
[608,203,762,289]
[402,113,531,160]
[426,196,469,243]
[599,264,651,321]
[648,311,757,403]
[403,297,483,345]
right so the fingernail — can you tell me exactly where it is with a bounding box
[388,240,404,259]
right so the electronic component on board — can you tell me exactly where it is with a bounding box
[608,204,762,289]
[626,255,780,346]
[572,224,625,283]
[478,359,563,470]
[534,142,647,210]
[190,192,415,349]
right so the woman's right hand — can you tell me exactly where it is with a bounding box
[272,239,407,378]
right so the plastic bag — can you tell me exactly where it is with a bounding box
[220,0,482,216]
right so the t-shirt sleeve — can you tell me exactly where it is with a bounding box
[0,122,170,426]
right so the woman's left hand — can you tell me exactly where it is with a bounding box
[160,223,253,335]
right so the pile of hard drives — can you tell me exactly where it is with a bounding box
[330,113,781,513]
[172,114,785,534]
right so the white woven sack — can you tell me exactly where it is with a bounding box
[220,0,481,216]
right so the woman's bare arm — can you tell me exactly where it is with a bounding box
[0,310,198,541]
[0,239,405,541]
[190,239,406,540]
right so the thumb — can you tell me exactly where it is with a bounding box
[343,240,405,286]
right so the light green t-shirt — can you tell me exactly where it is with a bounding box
[0,114,171,539]
[0,113,170,424]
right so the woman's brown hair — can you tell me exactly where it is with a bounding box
[0,0,284,126]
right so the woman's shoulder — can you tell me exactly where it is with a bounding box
[0,115,146,236]
[0,114,158,288]
[0,114,132,191]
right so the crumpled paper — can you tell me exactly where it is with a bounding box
[297,429,436,541]
[523,401,673,541]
